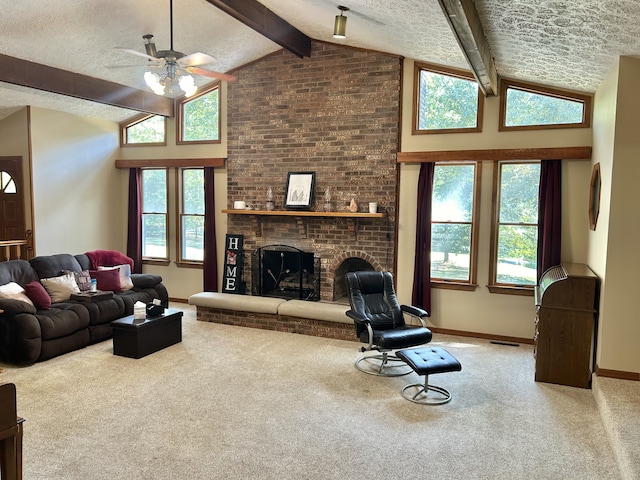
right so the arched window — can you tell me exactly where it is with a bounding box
[0,171,16,194]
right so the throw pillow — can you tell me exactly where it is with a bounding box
[40,272,81,303]
[0,281,35,308]
[98,264,134,290]
[24,281,51,310]
[89,269,122,292]
[74,270,92,292]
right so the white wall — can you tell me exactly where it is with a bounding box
[396,59,593,339]
[30,107,122,255]
[591,56,640,373]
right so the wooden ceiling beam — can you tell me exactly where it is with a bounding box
[437,0,499,96]
[0,53,174,117]
[205,0,311,58]
[397,147,592,163]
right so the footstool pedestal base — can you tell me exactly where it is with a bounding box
[396,346,462,405]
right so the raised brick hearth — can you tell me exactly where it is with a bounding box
[226,41,401,301]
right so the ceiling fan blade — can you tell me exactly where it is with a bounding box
[178,52,216,68]
[117,48,165,64]
[186,67,237,82]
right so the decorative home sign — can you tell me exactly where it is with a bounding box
[222,234,244,294]
[285,171,315,210]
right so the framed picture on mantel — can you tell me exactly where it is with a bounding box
[284,172,315,210]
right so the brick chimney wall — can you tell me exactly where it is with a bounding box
[226,41,401,300]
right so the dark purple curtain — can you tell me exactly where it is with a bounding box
[537,160,562,282]
[126,168,142,274]
[412,162,434,314]
[203,167,218,292]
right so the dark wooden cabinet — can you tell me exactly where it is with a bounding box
[534,263,599,388]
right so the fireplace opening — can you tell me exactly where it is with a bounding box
[252,245,320,301]
[333,258,375,303]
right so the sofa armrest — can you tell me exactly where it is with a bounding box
[130,274,163,289]
[0,299,37,316]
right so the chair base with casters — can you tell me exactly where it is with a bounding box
[355,350,414,377]
[354,322,433,377]
[396,347,462,405]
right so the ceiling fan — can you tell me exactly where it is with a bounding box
[120,0,236,97]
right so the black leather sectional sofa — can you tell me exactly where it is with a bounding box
[0,252,168,365]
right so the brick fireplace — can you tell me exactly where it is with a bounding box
[226,41,401,302]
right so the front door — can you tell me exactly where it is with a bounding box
[0,157,25,240]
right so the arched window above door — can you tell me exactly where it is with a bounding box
[0,171,16,194]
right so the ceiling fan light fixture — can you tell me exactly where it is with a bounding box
[144,71,165,96]
[333,6,349,39]
[179,74,198,98]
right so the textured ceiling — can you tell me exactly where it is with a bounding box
[476,0,640,92]
[0,0,637,123]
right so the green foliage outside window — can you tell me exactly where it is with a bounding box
[496,163,540,285]
[181,169,205,261]
[418,70,479,130]
[126,115,165,144]
[182,88,219,142]
[431,164,475,281]
[142,169,167,258]
[505,88,584,127]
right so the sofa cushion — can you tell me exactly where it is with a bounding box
[41,272,81,303]
[0,260,38,288]
[0,281,34,307]
[24,281,52,310]
[37,305,89,341]
[30,254,83,279]
[90,269,122,292]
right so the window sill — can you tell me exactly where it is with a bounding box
[175,261,203,269]
[487,284,534,296]
[431,281,478,292]
[142,258,170,267]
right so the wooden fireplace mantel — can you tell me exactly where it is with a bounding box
[222,209,387,240]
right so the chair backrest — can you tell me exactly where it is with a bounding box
[0,382,17,430]
[345,271,405,332]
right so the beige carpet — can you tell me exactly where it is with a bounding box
[0,304,623,479]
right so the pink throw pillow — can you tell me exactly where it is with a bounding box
[24,281,51,310]
[89,269,122,292]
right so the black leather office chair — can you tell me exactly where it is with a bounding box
[345,271,432,376]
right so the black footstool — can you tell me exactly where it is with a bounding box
[396,346,462,405]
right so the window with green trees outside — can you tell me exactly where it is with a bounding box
[431,163,479,284]
[179,84,220,143]
[414,62,482,133]
[492,162,540,287]
[124,115,166,145]
[180,168,205,262]
[500,79,591,131]
[141,168,168,259]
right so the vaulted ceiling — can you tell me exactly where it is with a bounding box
[1,0,638,123]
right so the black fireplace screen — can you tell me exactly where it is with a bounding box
[252,245,320,301]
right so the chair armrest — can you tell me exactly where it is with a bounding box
[346,309,369,324]
[130,274,163,289]
[400,304,429,327]
[0,299,36,316]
